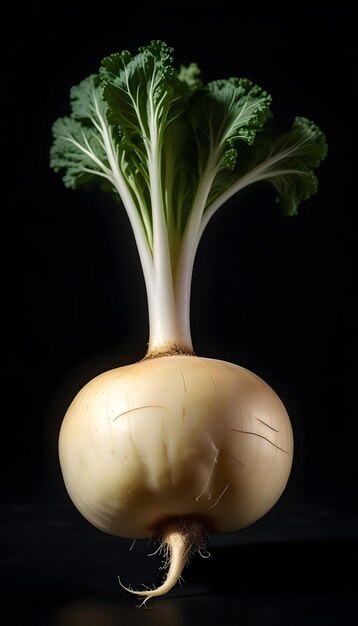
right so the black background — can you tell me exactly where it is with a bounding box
[3,2,357,624]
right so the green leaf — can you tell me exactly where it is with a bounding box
[220,147,237,170]
[188,77,272,172]
[100,40,179,140]
[176,63,203,95]
[98,41,204,247]
[207,116,328,216]
[69,74,108,122]
[243,116,327,215]
[50,39,328,305]
[162,114,198,235]
[50,116,110,190]
[50,76,114,190]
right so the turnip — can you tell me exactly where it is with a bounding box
[50,40,326,601]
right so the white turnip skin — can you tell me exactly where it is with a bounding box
[59,354,293,599]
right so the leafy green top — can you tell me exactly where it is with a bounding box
[50,40,327,354]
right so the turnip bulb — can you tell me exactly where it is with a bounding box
[59,356,293,598]
[50,40,326,601]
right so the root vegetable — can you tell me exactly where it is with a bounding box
[51,40,326,601]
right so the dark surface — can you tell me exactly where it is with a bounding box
[4,2,357,625]
[1,497,357,625]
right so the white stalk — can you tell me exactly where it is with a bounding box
[146,112,193,354]
[174,156,219,347]
[133,76,194,355]
[93,96,156,312]
[173,152,301,343]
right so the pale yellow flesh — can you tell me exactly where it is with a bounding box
[59,356,293,539]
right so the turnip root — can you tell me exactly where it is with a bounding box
[59,356,293,598]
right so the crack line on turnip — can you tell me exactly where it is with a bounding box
[182,404,186,424]
[256,418,279,432]
[230,428,288,453]
[112,405,165,421]
[200,364,217,389]
[127,412,152,485]
[178,367,187,393]
[230,453,246,467]
[161,416,174,485]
